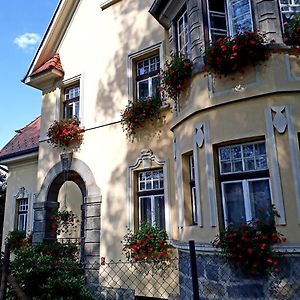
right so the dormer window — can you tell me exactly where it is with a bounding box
[63,84,80,118]
[207,0,253,41]
[176,9,191,57]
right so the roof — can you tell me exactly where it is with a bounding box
[0,116,41,161]
[30,53,64,77]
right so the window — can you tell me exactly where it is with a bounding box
[63,84,80,118]
[176,9,191,57]
[16,198,28,232]
[279,0,300,23]
[137,169,165,229]
[218,141,272,226]
[207,0,253,41]
[189,155,198,225]
[136,55,160,100]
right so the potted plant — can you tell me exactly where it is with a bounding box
[120,95,162,139]
[283,14,300,47]
[47,116,84,151]
[204,30,271,77]
[159,56,193,101]
[123,223,172,268]
[212,206,286,276]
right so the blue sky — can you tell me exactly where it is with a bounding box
[0,0,59,148]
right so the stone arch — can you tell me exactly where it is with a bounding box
[32,157,101,266]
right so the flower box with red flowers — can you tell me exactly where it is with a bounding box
[212,206,286,276]
[160,56,193,101]
[47,116,84,151]
[120,95,162,139]
[204,31,271,77]
[123,223,172,267]
[283,14,300,47]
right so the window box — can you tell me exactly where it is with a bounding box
[47,116,84,151]
[204,31,271,77]
[120,96,163,139]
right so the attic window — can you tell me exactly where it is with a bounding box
[63,85,80,119]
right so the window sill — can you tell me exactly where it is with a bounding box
[100,0,122,10]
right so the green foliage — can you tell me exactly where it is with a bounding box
[50,209,79,235]
[283,14,300,47]
[159,56,192,101]
[123,223,172,267]
[212,206,286,276]
[204,31,270,77]
[9,242,95,300]
[6,230,31,251]
[120,96,162,139]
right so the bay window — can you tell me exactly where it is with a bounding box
[137,169,165,229]
[218,141,272,226]
[207,0,253,41]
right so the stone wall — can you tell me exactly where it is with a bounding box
[178,250,300,300]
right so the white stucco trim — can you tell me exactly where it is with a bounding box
[264,107,286,225]
[193,123,205,227]
[128,149,171,238]
[204,123,218,227]
[286,105,300,223]
[285,53,300,81]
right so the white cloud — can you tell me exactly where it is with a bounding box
[13,33,41,49]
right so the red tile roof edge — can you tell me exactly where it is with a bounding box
[0,116,41,161]
[30,53,64,77]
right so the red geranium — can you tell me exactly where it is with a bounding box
[47,116,84,151]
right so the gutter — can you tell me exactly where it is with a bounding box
[0,148,39,164]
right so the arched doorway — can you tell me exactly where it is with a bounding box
[33,158,101,266]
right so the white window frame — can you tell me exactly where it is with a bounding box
[218,141,268,175]
[127,149,171,237]
[64,84,80,118]
[221,177,272,226]
[127,43,164,101]
[138,169,165,228]
[279,0,300,26]
[17,198,29,232]
[176,9,191,57]
[207,0,254,41]
[136,55,160,100]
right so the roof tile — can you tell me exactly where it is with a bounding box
[0,116,41,160]
[30,53,64,77]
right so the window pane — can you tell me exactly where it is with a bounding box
[233,160,243,172]
[245,158,255,171]
[243,144,254,157]
[248,179,272,222]
[221,161,232,173]
[231,146,241,159]
[220,147,231,160]
[223,182,246,225]
[228,0,253,34]
[137,80,150,99]
[209,0,226,12]
[191,187,198,225]
[140,197,152,225]
[154,195,165,229]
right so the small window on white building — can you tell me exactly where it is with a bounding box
[16,198,28,232]
[136,55,160,100]
[63,84,80,118]
[218,141,272,226]
[137,169,165,229]
[207,0,253,41]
